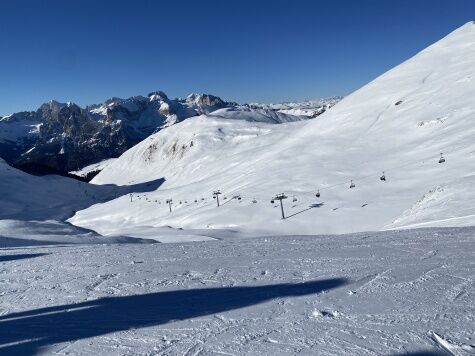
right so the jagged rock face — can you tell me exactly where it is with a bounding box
[14,102,129,173]
[185,93,228,113]
[0,91,339,175]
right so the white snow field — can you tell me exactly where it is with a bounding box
[0,227,473,355]
[70,22,475,238]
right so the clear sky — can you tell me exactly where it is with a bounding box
[0,0,474,115]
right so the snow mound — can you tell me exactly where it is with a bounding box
[0,220,152,247]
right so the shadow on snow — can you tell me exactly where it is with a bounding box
[0,177,165,221]
[286,202,324,219]
[392,352,451,356]
[0,278,347,355]
[0,253,49,262]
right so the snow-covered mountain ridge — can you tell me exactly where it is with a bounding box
[70,22,475,236]
[250,97,342,117]
[0,93,338,175]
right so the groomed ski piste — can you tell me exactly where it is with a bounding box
[0,23,474,355]
[1,227,473,355]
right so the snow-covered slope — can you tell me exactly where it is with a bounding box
[91,115,294,188]
[1,226,473,355]
[69,158,117,178]
[0,220,151,247]
[71,22,475,237]
[208,106,309,123]
[0,157,166,245]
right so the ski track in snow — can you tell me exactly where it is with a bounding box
[0,226,473,355]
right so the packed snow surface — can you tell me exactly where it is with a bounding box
[71,22,475,237]
[0,227,473,355]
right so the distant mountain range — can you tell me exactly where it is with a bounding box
[0,92,340,175]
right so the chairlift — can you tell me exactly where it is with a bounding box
[316,190,321,198]
[292,196,297,202]
[350,180,355,188]
[380,171,386,181]
[270,200,275,204]
[439,153,445,164]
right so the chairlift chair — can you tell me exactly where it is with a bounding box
[380,171,386,181]
[292,196,297,202]
[316,190,321,198]
[439,153,445,164]
[350,180,356,188]
[270,200,275,204]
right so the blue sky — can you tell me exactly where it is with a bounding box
[0,0,474,115]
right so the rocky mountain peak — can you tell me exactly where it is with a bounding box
[148,91,168,101]
[186,93,226,107]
